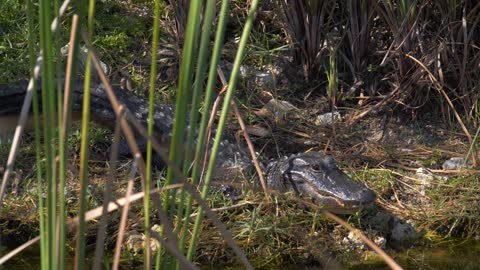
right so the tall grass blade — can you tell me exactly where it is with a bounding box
[161,0,202,267]
[75,1,95,269]
[59,14,81,270]
[38,0,58,267]
[25,1,46,268]
[186,2,259,269]
[146,0,163,268]
[174,1,218,266]
[163,0,202,212]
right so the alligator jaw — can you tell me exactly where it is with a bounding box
[279,152,376,212]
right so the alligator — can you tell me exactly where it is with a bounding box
[0,79,376,212]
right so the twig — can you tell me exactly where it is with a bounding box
[82,31,253,269]
[112,160,136,270]
[0,57,41,206]
[0,0,73,210]
[216,67,269,197]
[0,183,184,266]
[404,53,476,166]
[187,201,259,219]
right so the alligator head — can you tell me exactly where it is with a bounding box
[266,152,376,212]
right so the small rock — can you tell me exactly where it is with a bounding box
[374,236,387,249]
[342,229,386,251]
[415,167,448,194]
[314,112,341,127]
[120,77,134,92]
[61,43,110,79]
[252,65,282,87]
[415,167,435,181]
[390,218,421,248]
[367,211,392,233]
[342,231,365,250]
[148,224,162,253]
[125,230,144,257]
[221,62,282,87]
[416,167,434,195]
[442,157,472,170]
[125,225,163,257]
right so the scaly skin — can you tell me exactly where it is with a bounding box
[0,79,376,211]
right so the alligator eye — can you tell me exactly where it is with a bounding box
[311,164,322,171]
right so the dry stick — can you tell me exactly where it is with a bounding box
[216,63,401,270]
[404,53,476,166]
[61,15,78,138]
[82,32,252,269]
[0,0,70,215]
[0,0,73,209]
[0,183,184,266]
[78,32,183,270]
[230,103,269,195]
[92,118,122,270]
[322,211,404,270]
[200,85,226,184]
[121,97,253,269]
[0,236,41,265]
[217,63,400,266]
[0,57,41,205]
[216,67,269,196]
[113,159,136,270]
[73,184,185,224]
[346,83,401,125]
[187,201,259,219]
[82,45,181,261]
[56,15,78,268]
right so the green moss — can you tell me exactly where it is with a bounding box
[94,1,152,59]
[97,31,129,52]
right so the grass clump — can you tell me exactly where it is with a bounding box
[0,0,30,84]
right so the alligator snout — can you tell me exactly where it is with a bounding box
[268,152,377,211]
[338,185,377,209]
[356,187,377,204]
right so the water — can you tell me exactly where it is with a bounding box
[2,239,479,269]
[350,239,480,270]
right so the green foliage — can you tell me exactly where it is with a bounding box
[0,0,30,84]
[67,125,112,151]
[281,0,337,83]
[97,31,129,52]
[94,2,150,63]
